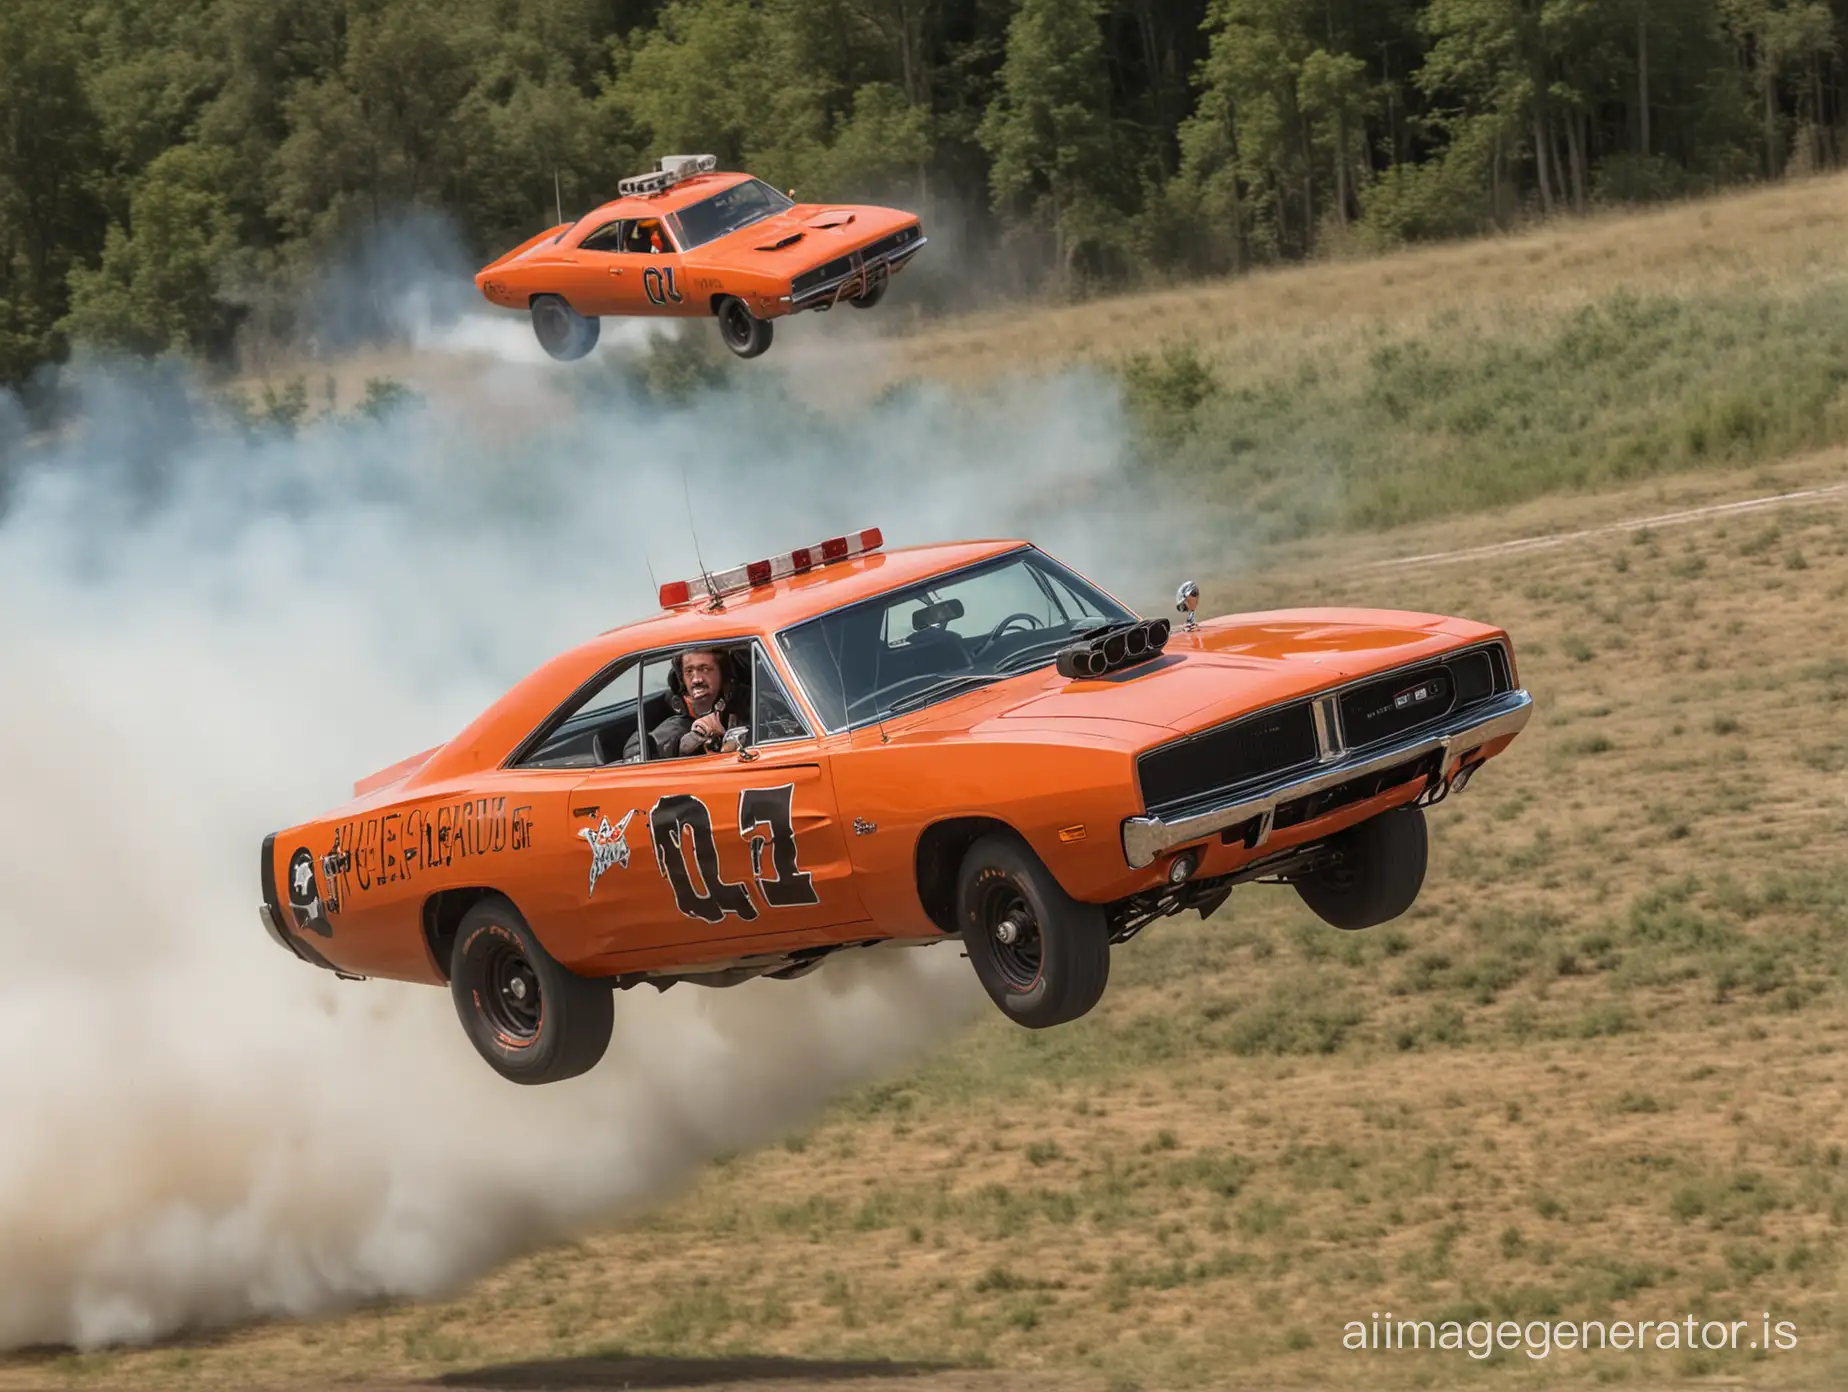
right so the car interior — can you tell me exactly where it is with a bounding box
[575,218,674,255]
[577,219,628,253]
[517,645,806,770]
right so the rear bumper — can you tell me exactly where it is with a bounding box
[1120,688,1533,868]
[258,832,347,974]
[789,236,928,311]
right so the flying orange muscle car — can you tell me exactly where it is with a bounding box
[260,531,1532,1085]
[474,155,926,361]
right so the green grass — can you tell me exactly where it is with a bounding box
[1121,282,1848,539]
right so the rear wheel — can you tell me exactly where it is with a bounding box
[1294,805,1428,931]
[450,895,613,1084]
[957,834,1109,1028]
[531,294,600,361]
[715,296,774,358]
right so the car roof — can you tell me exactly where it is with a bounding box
[591,538,1027,653]
[574,171,757,227]
[409,539,1030,786]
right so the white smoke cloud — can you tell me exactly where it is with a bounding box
[0,338,1209,1351]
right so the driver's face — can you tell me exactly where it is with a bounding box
[680,651,724,714]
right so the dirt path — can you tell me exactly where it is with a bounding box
[1356,480,1848,572]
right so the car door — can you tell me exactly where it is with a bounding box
[565,642,869,969]
[568,218,655,316]
[627,217,691,317]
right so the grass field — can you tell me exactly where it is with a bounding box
[894,173,1848,543]
[14,448,1846,1392]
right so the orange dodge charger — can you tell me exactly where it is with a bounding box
[261,531,1532,1084]
[474,155,926,362]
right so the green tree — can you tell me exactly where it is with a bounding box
[63,145,242,358]
[0,0,105,385]
[268,0,476,244]
[1721,0,1839,175]
[977,0,1124,280]
[1177,0,1319,262]
[618,0,932,199]
[1297,46,1371,229]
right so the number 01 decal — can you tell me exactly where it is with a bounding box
[649,784,818,923]
[643,266,683,306]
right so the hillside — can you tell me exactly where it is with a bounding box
[252,171,1848,551]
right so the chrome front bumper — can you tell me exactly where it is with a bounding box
[790,237,929,311]
[1120,688,1533,868]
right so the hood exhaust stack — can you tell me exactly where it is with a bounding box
[1055,618,1172,680]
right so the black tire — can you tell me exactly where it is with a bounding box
[848,268,888,309]
[530,294,600,362]
[449,895,613,1084]
[715,296,774,358]
[1294,805,1429,931]
[957,833,1109,1029]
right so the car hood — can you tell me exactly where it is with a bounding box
[692,205,916,275]
[895,611,1486,742]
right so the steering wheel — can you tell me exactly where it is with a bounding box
[972,612,1043,657]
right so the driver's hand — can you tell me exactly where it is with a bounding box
[690,713,726,744]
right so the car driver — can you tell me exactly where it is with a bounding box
[627,648,749,759]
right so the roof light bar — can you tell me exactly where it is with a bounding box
[659,528,883,609]
[617,153,718,198]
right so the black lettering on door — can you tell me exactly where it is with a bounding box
[650,794,757,924]
[643,266,683,306]
[738,784,820,908]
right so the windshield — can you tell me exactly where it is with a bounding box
[668,178,795,249]
[775,548,1136,733]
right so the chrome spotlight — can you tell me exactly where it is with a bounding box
[1175,580,1200,631]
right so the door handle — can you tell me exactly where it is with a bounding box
[608,267,623,276]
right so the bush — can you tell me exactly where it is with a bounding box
[1119,342,1219,443]
[1593,153,1693,205]
[1357,156,1491,249]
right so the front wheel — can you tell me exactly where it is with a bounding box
[715,296,774,358]
[449,895,613,1084]
[530,294,600,361]
[1294,805,1428,931]
[957,833,1109,1028]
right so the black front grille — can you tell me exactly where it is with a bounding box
[1139,704,1319,817]
[862,225,921,260]
[1338,664,1457,748]
[1337,646,1510,750]
[792,255,854,295]
[1451,648,1494,706]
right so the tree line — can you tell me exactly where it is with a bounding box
[3,0,1846,386]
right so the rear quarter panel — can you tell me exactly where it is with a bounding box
[267,772,576,985]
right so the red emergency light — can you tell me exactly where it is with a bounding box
[658,528,884,608]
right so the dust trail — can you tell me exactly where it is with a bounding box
[0,341,1206,1351]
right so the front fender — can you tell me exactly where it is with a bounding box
[831,732,1145,929]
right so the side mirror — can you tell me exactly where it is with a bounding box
[722,725,756,759]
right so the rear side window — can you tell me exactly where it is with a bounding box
[578,219,628,253]
[516,661,642,768]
